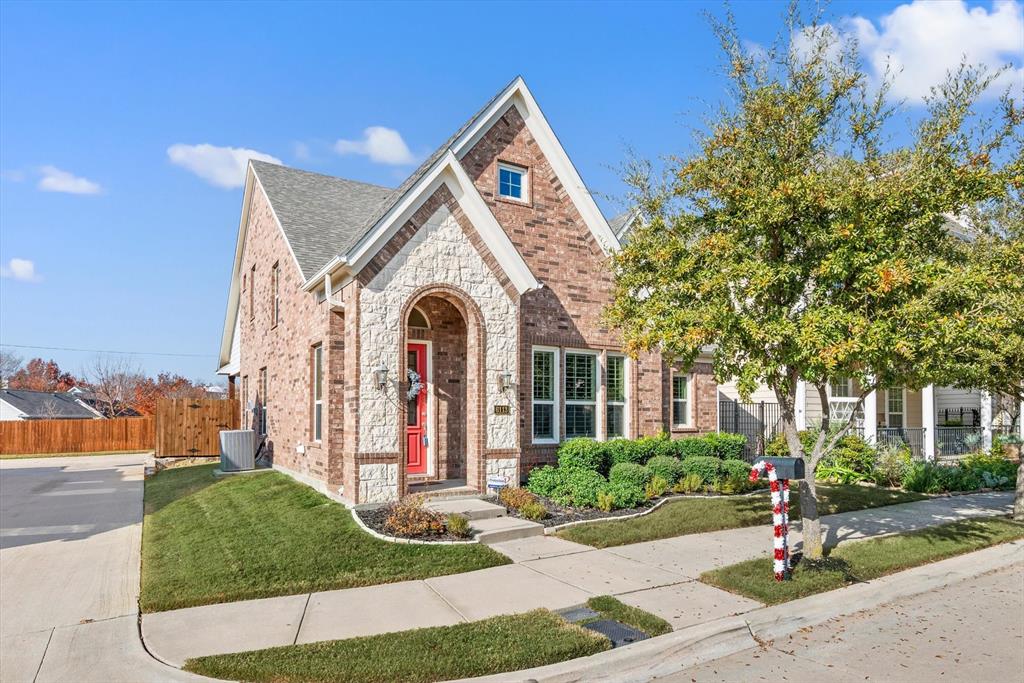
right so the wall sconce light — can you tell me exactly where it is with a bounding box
[372,362,389,391]
[497,370,516,394]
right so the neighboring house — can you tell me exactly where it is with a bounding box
[718,379,1022,460]
[0,389,105,421]
[67,387,142,418]
[217,77,718,505]
[203,385,229,400]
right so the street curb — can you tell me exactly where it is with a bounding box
[453,539,1024,682]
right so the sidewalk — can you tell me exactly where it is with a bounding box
[142,491,1013,667]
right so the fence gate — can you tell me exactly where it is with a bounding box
[155,398,239,457]
[719,399,782,460]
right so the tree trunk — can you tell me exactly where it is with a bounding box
[799,476,823,559]
[1014,459,1024,522]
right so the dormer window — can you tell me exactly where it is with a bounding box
[498,163,527,201]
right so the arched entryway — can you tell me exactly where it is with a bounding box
[397,285,486,496]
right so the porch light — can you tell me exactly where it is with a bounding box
[498,370,516,394]
[372,362,389,391]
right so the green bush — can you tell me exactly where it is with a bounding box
[826,435,876,474]
[526,465,567,499]
[901,461,941,493]
[609,462,653,490]
[669,437,716,459]
[596,489,616,512]
[816,462,872,484]
[604,439,637,467]
[718,474,754,494]
[646,455,684,484]
[603,481,645,509]
[445,513,471,538]
[872,445,913,487]
[703,433,748,459]
[673,473,704,493]
[765,429,818,457]
[557,438,609,474]
[645,474,670,500]
[720,459,751,480]
[680,456,721,485]
[961,451,1016,483]
[564,469,607,508]
[519,501,548,521]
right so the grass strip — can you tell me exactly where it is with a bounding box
[141,464,509,612]
[557,484,927,548]
[184,609,610,683]
[701,516,1024,605]
[585,595,672,637]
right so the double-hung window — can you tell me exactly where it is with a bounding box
[886,388,904,428]
[606,354,626,438]
[828,378,859,423]
[271,262,280,326]
[564,351,597,438]
[672,374,690,428]
[532,348,558,443]
[498,163,527,201]
[258,367,268,436]
[312,345,323,441]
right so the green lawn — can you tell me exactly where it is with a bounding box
[701,517,1024,605]
[585,596,673,637]
[141,464,510,612]
[557,485,927,548]
[184,610,610,683]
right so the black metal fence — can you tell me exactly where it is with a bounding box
[935,426,984,459]
[937,407,980,426]
[877,427,926,460]
[718,399,782,460]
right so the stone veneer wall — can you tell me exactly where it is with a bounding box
[237,185,341,487]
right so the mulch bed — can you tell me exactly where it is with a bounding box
[354,506,472,542]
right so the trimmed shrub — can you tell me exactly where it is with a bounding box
[605,439,639,467]
[565,469,607,508]
[720,459,751,480]
[669,437,716,459]
[526,465,565,498]
[519,501,548,521]
[603,481,645,509]
[383,496,446,537]
[645,474,669,500]
[499,486,537,511]
[703,433,747,460]
[673,473,704,493]
[681,456,721,485]
[445,513,471,538]
[610,462,653,490]
[647,455,684,484]
[557,438,609,474]
[610,435,667,465]
[596,489,616,512]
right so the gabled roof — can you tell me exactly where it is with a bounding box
[0,389,102,419]
[250,161,392,280]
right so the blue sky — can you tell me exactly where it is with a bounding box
[1,1,1021,382]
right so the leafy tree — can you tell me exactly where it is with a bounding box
[8,357,80,392]
[607,6,1022,558]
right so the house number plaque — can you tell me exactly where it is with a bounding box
[493,405,511,415]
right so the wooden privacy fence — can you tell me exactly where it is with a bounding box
[0,416,155,456]
[155,398,239,457]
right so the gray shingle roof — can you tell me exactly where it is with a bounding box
[250,161,393,280]
[607,210,635,239]
[0,389,100,419]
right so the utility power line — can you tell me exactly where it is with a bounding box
[0,343,215,359]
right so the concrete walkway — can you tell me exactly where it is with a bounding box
[141,490,1012,667]
[0,454,210,683]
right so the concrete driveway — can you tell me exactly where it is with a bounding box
[0,454,208,682]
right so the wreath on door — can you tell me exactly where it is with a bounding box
[406,368,424,401]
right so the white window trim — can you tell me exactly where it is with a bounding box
[886,387,906,429]
[312,345,323,442]
[497,162,528,203]
[671,371,692,429]
[605,353,629,439]
[531,346,559,445]
[564,348,601,440]
[827,378,862,426]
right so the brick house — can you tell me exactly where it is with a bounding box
[217,77,718,505]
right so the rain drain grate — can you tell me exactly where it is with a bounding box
[580,619,649,648]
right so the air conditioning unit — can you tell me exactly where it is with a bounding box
[220,429,256,472]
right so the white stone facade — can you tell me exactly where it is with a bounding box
[358,205,518,453]
[486,458,519,486]
[359,463,398,504]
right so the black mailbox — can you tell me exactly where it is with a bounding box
[755,457,805,480]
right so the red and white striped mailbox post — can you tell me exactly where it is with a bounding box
[749,457,805,581]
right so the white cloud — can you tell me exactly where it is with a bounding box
[167,144,282,189]
[844,0,1024,102]
[0,258,41,282]
[37,166,102,195]
[335,126,416,165]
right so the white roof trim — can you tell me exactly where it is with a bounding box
[346,151,540,294]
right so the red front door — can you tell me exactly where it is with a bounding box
[406,343,428,475]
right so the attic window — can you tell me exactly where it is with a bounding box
[498,163,527,202]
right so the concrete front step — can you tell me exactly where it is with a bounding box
[471,516,545,544]
[425,498,507,521]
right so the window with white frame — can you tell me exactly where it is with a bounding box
[312,345,323,441]
[828,378,858,423]
[498,163,527,201]
[606,354,626,438]
[532,348,558,443]
[672,374,690,428]
[564,351,597,438]
[886,388,904,428]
